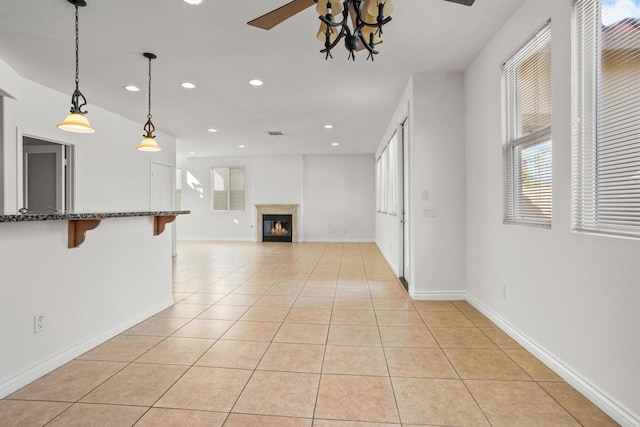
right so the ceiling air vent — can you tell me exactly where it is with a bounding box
[267,131,284,136]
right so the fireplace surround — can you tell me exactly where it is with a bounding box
[255,204,298,242]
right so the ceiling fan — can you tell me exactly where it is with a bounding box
[248,0,476,30]
[247,0,476,60]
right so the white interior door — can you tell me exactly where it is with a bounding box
[23,143,64,212]
[150,162,173,211]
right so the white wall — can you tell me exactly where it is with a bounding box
[177,156,255,241]
[178,153,375,242]
[0,67,177,398]
[253,155,303,205]
[303,154,375,242]
[465,0,639,424]
[375,72,467,299]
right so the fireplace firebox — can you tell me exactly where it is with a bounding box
[263,214,293,242]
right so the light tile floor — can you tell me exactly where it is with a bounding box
[0,242,619,426]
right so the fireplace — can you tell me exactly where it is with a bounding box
[263,214,293,242]
[255,204,298,242]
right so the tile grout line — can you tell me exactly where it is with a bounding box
[311,242,341,422]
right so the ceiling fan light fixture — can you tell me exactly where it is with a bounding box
[317,0,393,61]
[58,0,95,133]
[247,0,475,58]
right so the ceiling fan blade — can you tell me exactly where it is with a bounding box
[248,0,317,30]
[442,0,475,6]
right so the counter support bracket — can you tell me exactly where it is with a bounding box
[68,219,102,249]
[154,215,176,236]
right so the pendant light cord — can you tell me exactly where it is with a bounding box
[147,56,152,120]
[75,4,80,91]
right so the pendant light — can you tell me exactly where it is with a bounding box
[136,53,162,152]
[57,0,95,133]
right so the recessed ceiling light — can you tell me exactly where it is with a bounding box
[183,0,203,5]
[207,128,218,133]
[332,142,340,146]
[189,151,197,154]
[181,82,196,89]
[239,145,245,148]
[249,79,263,86]
[324,124,334,129]
[124,85,140,92]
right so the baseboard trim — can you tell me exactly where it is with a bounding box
[0,298,174,400]
[303,237,376,243]
[465,292,639,427]
[177,237,255,242]
[411,290,466,300]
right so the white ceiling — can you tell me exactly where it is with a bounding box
[0,0,523,159]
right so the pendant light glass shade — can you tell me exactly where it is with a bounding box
[59,0,94,133]
[137,136,161,152]
[58,112,95,133]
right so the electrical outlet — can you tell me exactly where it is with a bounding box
[34,314,45,333]
[422,190,430,201]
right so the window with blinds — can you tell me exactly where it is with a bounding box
[375,131,399,216]
[211,167,245,211]
[502,22,552,227]
[573,0,640,238]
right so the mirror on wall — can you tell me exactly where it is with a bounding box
[22,136,75,213]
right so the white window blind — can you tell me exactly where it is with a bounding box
[573,0,640,238]
[376,156,383,212]
[388,132,399,216]
[380,146,389,214]
[375,132,399,216]
[212,167,245,211]
[503,22,553,227]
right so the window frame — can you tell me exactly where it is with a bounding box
[572,0,640,239]
[211,166,245,212]
[375,131,399,216]
[502,21,553,228]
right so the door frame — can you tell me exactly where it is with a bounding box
[16,128,76,212]
[23,143,64,211]
[149,161,174,210]
[399,116,411,292]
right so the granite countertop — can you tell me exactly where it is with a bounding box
[0,210,190,223]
